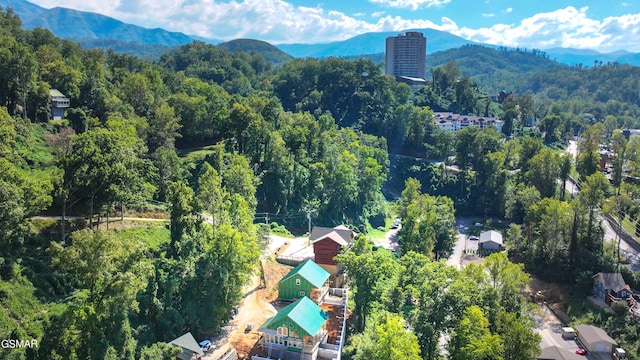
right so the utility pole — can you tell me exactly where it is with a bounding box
[307,211,312,246]
[264,213,270,249]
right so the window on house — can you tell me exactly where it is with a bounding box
[296,278,300,286]
[277,327,288,336]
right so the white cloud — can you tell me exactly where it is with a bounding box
[29,0,451,44]
[371,11,386,18]
[505,7,513,13]
[26,1,640,52]
[368,0,451,11]
[450,6,640,52]
[482,13,495,18]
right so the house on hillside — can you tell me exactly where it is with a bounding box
[168,332,204,360]
[49,89,70,120]
[311,225,355,275]
[593,272,631,304]
[257,297,329,360]
[478,230,503,252]
[575,324,617,355]
[278,259,330,303]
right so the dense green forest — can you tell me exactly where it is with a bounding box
[2,4,640,359]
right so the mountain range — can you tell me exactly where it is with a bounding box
[2,0,640,66]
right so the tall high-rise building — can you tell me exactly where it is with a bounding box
[385,32,427,80]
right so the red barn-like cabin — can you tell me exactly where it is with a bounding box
[311,225,355,275]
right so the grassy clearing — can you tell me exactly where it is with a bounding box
[563,295,602,325]
[179,144,219,164]
[620,216,640,241]
[113,225,170,251]
[367,217,394,240]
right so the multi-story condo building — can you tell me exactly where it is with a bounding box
[433,112,504,133]
[385,31,427,80]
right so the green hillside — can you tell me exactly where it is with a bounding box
[217,38,294,66]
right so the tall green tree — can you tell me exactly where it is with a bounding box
[335,236,397,331]
[448,305,503,360]
[497,311,541,360]
[348,311,421,360]
[525,148,561,198]
[577,172,610,253]
[47,229,152,359]
[397,179,456,258]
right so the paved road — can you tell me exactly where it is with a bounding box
[447,218,473,269]
[564,140,640,269]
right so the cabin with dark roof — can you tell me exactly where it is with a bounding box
[310,225,354,275]
[593,272,631,304]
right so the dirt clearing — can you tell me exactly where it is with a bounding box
[228,259,292,359]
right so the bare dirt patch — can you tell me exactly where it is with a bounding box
[229,260,292,359]
[524,276,570,304]
[319,303,348,344]
[461,253,485,266]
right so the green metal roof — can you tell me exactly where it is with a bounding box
[260,297,329,337]
[279,259,330,288]
[49,89,65,97]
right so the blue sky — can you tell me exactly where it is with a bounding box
[27,0,640,52]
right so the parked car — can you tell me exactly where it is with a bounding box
[391,218,402,229]
[575,349,586,355]
[474,222,482,227]
[199,340,211,352]
[469,236,479,241]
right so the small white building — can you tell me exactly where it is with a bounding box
[50,89,70,120]
[478,230,503,252]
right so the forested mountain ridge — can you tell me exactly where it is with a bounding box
[217,39,294,66]
[4,0,640,67]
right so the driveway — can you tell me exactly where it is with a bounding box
[372,227,400,252]
[530,304,600,359]
[447,218,473,269]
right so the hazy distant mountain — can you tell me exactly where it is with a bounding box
[544,47,640,66]
[276,28,476,58]
[0,0,209,47]
[217,39,294,66]
[0,0,43,15]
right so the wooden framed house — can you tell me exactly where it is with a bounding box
[278,259,330,303]
[258,297,329,360]
[311,225,355,275]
